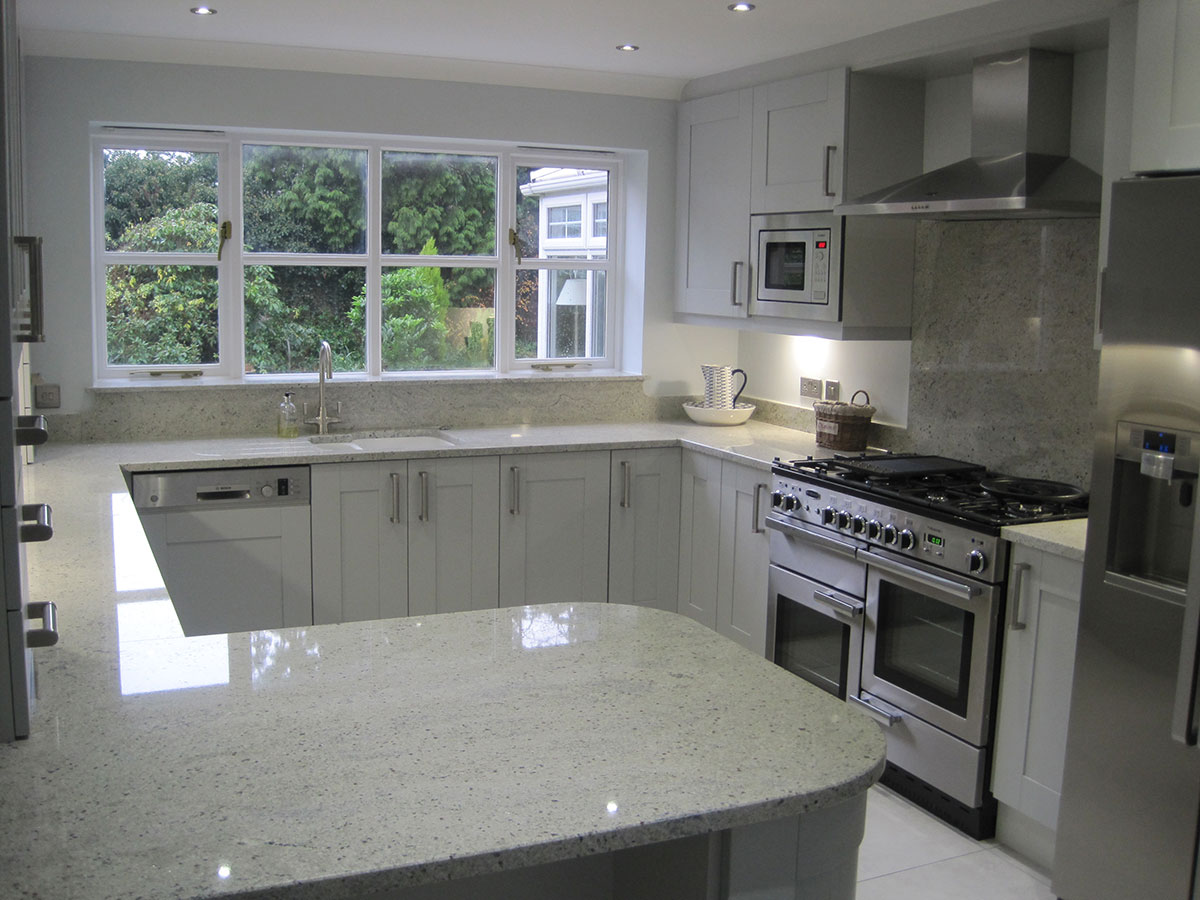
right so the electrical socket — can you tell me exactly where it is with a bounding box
[33,383,60,409]
[800,377,822,400]
[824,380,841,402]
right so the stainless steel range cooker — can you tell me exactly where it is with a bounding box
[764,452,1087,838]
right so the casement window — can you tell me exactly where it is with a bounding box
[92,129,619,381]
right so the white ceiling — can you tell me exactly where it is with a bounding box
[17,0,1008,98]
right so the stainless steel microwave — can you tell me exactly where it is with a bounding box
[750,212,841,322]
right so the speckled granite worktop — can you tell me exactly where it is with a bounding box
[1001,517,1088,561]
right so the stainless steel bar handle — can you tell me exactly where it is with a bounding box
[859,548,981,601]
[752,483,768,534]
[730,260,744,307]
[510,466,520,516]
[1171,513,1200,745]
[19,504,53,543]
[418,471,429,522]
[849,694,902,727]
[15,415,49,447]
[26,601,59,648]
[620,461,631,509]
[814,589,863,617]
[390,473,402,524]
[765,515,859,559]
[822,145,837,198]
[1009,562,1030,631]
[13,236,45,343]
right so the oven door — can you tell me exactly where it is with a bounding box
[860,548,1003,746]
[768,563,863,700]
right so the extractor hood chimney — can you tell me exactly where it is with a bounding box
[836,49,1101,219]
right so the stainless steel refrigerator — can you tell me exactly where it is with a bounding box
[0,0,53,744]
[1054,173,1200,899]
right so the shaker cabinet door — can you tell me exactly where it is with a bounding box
[1132,0,1200,173]
[715,461,770,656]
[677,451,723,630]
[608,447,681,610]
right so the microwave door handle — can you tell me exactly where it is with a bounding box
[730,260,744,307]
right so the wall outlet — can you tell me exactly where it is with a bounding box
[824,380,841,402]
[33,383,61,409]
[800,377,822,399]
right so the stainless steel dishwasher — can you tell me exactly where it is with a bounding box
[131,466,312,636]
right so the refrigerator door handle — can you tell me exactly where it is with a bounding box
[1170,506,1200,745]
[18,504,52,543]
[14,415,48,447]
[26,601,59,648]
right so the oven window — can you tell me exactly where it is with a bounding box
[775,597,850,700]
[763,241,807,291]
[873,580,973,717]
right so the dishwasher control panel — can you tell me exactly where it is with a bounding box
[132,466,310,509]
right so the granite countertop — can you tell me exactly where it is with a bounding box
[1001,517,1089,561]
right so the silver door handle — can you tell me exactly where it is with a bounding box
[510,466,520,516]
[14,236,45,343]
[765,515,859,559]
[418,470,429,522]
[15,415,48,447]
[390,473,402,524]
[19,504,53,543]
[814,589,863,617]
[850,694,902,727]
[822,145,837,198]
[730,260,744,307]
[26,601,59,648]
[860,549,981,602]
[751,483,768,534]
[1172,520,1200,745]
[619,460,631,508]
[1009,562,1030,630]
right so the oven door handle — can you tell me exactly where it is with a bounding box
[849,694,903,727]
[859,548,981,601]
[813,589,863,619]
[765,516,859,559]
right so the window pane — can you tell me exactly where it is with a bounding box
[381,152,497,255]
[106,264,218,365]
[244,266,365,374]
[103,149,218,252]
[381,267,495,371]
[514,268,604,360]
[593,202,608,238]
[242,145,367,254]
[516,166,609,260]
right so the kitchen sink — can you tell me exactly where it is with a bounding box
[310,430,460,453]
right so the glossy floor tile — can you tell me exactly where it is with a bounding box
[858,785,1054,899]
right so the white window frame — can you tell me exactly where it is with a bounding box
[91,129,622,383]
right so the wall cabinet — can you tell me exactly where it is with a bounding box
[311,461,409,624]
[1131,0,1200,173]
[407,456,500,617]
[675,89,753,318]
[751,69,848,213]
[609,447,682,611]
[991,545,1083,832]
[677,452,770,656]
[499,451,611,607]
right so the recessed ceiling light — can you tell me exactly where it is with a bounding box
[190,6,217,14]
[615,44,639,52]
[728,2,756,10]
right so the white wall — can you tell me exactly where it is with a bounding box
[22,55,709,413]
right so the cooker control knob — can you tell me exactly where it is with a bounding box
[770,490,785,508]
[852,515,868,535]
[882,524,898,545]
[967,549,988,574]
[260,484,275,498]
[821,506,837,526]
[836,510,852,529]
[783,494,799,512]
[898,529,916,550]
[867,520,883,541]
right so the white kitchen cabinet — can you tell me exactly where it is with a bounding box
[751,68,849,213]
[677,451,723,629]
[1131,0,1200,172]
[715,461,771,656]
[608,447,681,611]
[311,461,408,624]
[499,451,611,607]
[675,88,753,318]
[991,545,1083,832]
[407,456,500,616]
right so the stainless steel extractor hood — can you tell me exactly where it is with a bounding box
[836,49,1101,219]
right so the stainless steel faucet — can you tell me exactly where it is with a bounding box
[304,341,342,435]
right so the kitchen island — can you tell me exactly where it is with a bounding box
[0,436,886,900]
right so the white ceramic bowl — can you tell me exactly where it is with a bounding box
[683,401,755,426]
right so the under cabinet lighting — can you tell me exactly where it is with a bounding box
[615,43,639,52]
[190,6,217,14]
[728,2,756,10]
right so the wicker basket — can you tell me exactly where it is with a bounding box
[813,390,876,451]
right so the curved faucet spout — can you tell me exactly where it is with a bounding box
[306,340,342,434]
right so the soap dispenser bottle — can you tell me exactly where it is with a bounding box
[277,392,299,438]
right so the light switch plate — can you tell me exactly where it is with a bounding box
[800,377,822,399]
[824,380,840,402]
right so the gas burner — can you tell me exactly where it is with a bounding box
[980,476,1087,504]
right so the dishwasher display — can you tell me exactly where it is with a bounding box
[131,466,312,636]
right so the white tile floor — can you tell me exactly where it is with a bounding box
[858,785,1056,900]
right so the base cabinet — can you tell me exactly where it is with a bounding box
[609,447,681,611]
[991,545,1083,831]
[677,452,770,656]
[499,451,611,607]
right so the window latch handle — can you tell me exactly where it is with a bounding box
[508,227,523,265]
[217,220,232,261]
